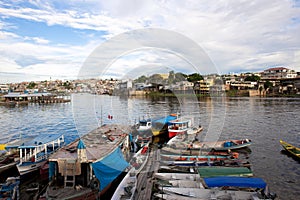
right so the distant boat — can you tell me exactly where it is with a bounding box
[168,117,202,138]
[135,118,152,132]
[280,139,300,160]
[16,134,65,175]
[151,114,178,136]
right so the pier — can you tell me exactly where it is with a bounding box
[0,92,71,106]
[134,144,160,200]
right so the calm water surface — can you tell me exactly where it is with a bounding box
[0,94,299,199]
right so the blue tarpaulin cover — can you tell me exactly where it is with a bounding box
[153,115,177,125]
[92,147,129,191]
[204,177,267,189]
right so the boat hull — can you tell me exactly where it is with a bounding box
[17,160,47,175]
[280,140,300,159]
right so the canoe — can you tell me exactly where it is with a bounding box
[280,140,300,159]
[165,139,252,152]
[197,166,253,177]
[159,177,276,199]
[153,192,200,200]
[154,173,201,181]
[161,146,230,156]
[157,187,270,200]
[162,179,203,188]
[160,153,230,161]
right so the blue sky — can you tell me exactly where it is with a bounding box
[0,0,300,83]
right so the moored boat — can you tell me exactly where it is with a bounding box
[0,176,20,200]
[168,117,193,138]
[111,142,150,200]
[197,166,253,178]
[157,177,276,200]
[160,153,232,162]
[45,124,132,199]
[154,173,201,181]
[16,134,65,175]
[151,114,178,136]
[135,118,152,132]
[167,138,252,151]
[280,139,300,160]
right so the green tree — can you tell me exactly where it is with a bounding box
[27,82,36,89]
[187,73,203,82]
[264,80,273,90]
[148,74,164,84]
[244,75,260,82]
[134,75,148,83]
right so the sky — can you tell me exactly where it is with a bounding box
[0,0,300,83]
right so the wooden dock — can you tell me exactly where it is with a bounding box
[134,144,160,200]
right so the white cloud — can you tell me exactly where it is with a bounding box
[0,0,300,83]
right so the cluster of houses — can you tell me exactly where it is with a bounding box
[0,67,299,98]
[116,67,300,97]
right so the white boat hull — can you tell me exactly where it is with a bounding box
[17,160,47,175]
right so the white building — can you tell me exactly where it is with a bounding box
[261,67,297,79]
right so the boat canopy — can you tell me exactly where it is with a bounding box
[152,115,177,125]
[17,133,63,149]
[197,167,252,178]
[203,177,267,189]
[92,147,129,191]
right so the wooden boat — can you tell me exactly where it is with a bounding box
[160,156,243,167]
[154,192,200,200]
[167,139,252,151]
[154,173,201,181]
[0,176,20,200]
[0,151,19,173]
[111,142,150,200]
[0,138,29,173]
[161,146,231,156]
[151,114,178,136]
[16,134,65,175]
[156,187,273,200]
[159,165,197,174]
[167,116,203,138]
[197,166,253,177]
[168,117,193,138]
[159,158,251,172]
[157,179,203,188]
[160,153,232,162]
[280,140,300,159]
[158,177,276,200]
[46,124,132,200]
[135,118,152,132]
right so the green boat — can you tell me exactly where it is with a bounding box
[280,140,300,160]
[197,166,253,178]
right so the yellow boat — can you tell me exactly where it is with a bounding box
[0,144,6,151]
[280,140,300,159]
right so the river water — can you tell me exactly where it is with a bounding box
[0,94,299,199]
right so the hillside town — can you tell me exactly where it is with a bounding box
[0,67,300,101]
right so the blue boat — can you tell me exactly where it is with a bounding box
[203,176,266,188]
[16,133,65,175]
[0,177,20,200]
